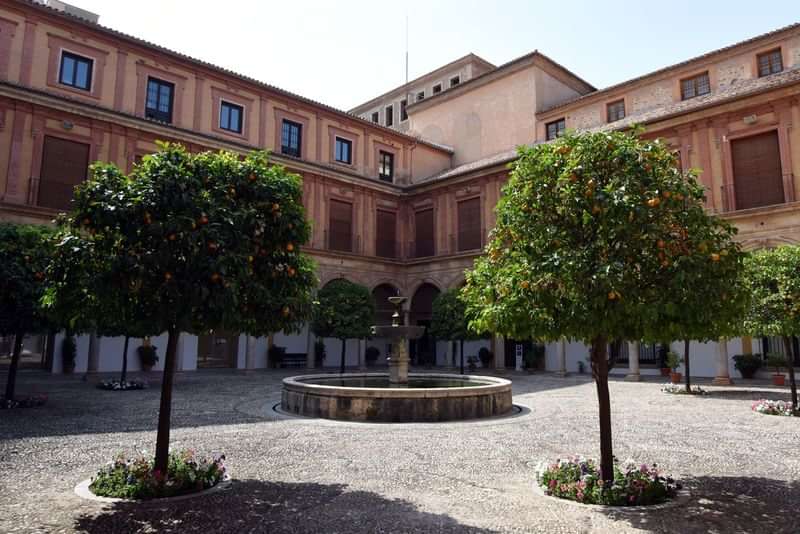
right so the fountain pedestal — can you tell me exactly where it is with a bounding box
[371,296,424,386]
[387,338,410,384]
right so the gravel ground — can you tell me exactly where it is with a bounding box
[0,369,798,534]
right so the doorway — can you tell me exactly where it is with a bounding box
[197,331,239,368]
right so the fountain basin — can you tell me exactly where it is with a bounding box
[281,373,513,422]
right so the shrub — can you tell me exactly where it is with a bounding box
[314,339,326,366]
[62,335,77,372]
[365,346,380,365]
[751,399,798,416]
[732,354,762,378]
[665,351,682,371]
[137,345,159,368]
[536,457,680,506]
[478,347,494,368]
[89,450,226,499]
[766,353,788,373]
[268,345,286,368]
[97,380,146,391]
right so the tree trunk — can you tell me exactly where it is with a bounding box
[4,332,24,402]
[340,338,346,374]
[460,339,465,375]
[154,328,179,475]
[683,339,691,393]
[783,336,798,411]
[120,335,130,383]
[591,336,614,483]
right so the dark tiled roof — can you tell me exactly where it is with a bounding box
[541,21,800,113]
[15,0,451,153]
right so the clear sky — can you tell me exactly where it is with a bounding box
[71,0,799,110]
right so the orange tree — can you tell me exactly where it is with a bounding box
[44,143,316,473]
[461,130,740,481]
[742,245,800,410]
[429,289,483,374]
[0,223,55,405]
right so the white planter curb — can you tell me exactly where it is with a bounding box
[531,479,691,511]
[74,474,232,504]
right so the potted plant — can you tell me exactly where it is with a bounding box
[267,345,286,369]
[665,351,682,384]
[365,346,380,367]
[314,339,326,367]
[766,353,787,386]
[658,345,671,376]
[137,344,159,371]
[62,335,77,374]
[478,347,494,368]
[732,353,762,379]
[467,355,478,372]
[577,360,585,374]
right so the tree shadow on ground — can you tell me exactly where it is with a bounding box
[596,476,799,534]
[72,479,496,534]
[700,389,792,401]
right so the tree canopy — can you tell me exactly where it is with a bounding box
[312,279,374,341]
[429,288,478,341]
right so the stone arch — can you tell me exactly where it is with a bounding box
[409,282,442,366]
[372,283,400,326]
[740,236,798,252]
[407,278,445,300]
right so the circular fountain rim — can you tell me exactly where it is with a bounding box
[282,372,511,399]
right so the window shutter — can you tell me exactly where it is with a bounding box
[457,197,482,251]
[414,208,435,257]
[38,136,90,211]
[375,210,397,258]
[732,131,784,210]
[328,199,353,252]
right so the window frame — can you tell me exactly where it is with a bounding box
[450,76,460,87]
[219,99,244,134]
[334,136,353,165]
[378,150,394,183]
[385,105,394,127]
[416,91,425,102]
[545,118,566,141]
[371,111,379,123]
[606,99,625,123]
[144,77,175,123]
[757,48,783,77]
[281,119,303,158]
[58,50,94,91]
[680,71,711,101]
[400,99,408,122]
[432,83,442,94]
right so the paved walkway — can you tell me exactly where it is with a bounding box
[0,369,798,533]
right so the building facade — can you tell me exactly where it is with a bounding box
[1,0,798,380]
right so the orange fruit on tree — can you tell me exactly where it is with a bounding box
[710,253,720,262]
[286,243,294,252]
[646,198,661,208]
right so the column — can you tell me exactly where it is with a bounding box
[358,339,367,371]
[493,335,505,371]
[712,337,733,385]
[625,341,641,381]
[556,338,567,377]
[244,335,256,373]
[306,330,316,369]
[85,333,99,376]
[445,341,454,369]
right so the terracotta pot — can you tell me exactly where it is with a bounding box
[670,372,682,384]
[772,374,786,386]
[660,367,671,376]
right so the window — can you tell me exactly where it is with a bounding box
[414,208,435,258]
[761,336,800,366]
[219,101,243,134]
[680,72,710,100]
[38,136,90,211]
[757,49,783,77]
[450,76,460,87]
[58,51,93,91]
[400,99,408,121]
[457,197,482,251]
[545,118,566,141]
[606,99,625,122]
[731,131,784,210]
[328,199,353,252]
[432,83,442,94]
[371,111,379,123]
[334,137,352,164]
[281,119,302,157]
[376,210,397,258]
[385,105,394,127]
[416,91,425,102]
[378,150,394,182]
[145,77,174,123]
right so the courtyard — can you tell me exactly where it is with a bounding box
[0,370,797,533]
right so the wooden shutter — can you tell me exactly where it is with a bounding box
[457,197,482,251]
[39,136,90,211]
[414,208,434,258]
[732,131,784,210]
[328,199,353,252]
[375,209,396,258]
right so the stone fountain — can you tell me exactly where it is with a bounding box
[280,296,513,422]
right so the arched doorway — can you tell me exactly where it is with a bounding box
[410,283,440,366]
[370,284,399,367]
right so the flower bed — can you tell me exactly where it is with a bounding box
[1,394,47,409]
[536,457,680,506]
[751,399,798,417]
[97,380,147,391]
[661,383,708,395]
[89,450,226,499]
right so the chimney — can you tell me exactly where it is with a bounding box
[40,0,100,24]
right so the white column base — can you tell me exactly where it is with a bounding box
[712,376,734,386]
[625,373,641,381]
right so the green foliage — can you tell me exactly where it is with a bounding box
[268,344,286,367]
[429,289,481,341]
[742,245,800,338]
[732,353,763,377]
[478,347,494,367]
[311,279,374,341]
[664,351,682,371]
[44,143,316,338]
[89,450,225,500]
[461,130,743,344]
[766,353,788,372]
[137,345,159,367]
[0,223,56,337]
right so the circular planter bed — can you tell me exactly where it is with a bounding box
[75,450,228,502]
[97,379,147,391]
[535,457,683,507]
[751,399,799,417]
[661,383,708,395]
[1,394,47,409]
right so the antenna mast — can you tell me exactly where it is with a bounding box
[405,15,409,85]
